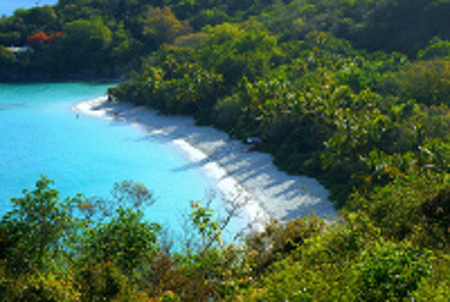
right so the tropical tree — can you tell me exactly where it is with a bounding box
[198,22,278,86]
[0,176,82,275]
[141,6,192,51]
[60,17,112,74]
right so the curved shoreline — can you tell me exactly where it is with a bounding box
[74,97,337,229]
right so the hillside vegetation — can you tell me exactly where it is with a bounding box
[0,0,449,300]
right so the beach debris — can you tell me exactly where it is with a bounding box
[246,137,262,144]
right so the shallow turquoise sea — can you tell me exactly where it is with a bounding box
[0,83,239,244]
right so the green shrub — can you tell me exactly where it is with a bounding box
[356,241,433,301]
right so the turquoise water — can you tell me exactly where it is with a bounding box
[0,0,58,16]
[0,83,240,244]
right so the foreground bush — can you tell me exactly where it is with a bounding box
[1,177,447,301]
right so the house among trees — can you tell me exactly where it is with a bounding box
[7,45,31,54]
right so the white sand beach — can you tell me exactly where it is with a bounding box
[74,97,337,229]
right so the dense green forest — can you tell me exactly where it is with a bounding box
[1,0,449,300]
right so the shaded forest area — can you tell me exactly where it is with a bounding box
[1,0,449,300]
[1,0,449,78]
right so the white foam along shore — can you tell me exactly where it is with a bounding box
[74,96,337,230]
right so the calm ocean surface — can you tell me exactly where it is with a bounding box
[0,83,241,243]
[0,0,58,16]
